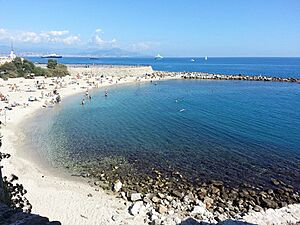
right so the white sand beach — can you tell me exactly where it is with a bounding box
[0,65,179,225]
[0,65,299,225]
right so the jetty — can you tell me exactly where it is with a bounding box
[152,71,300,84]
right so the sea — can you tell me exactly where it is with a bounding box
[22,57,300,191]
[27,57,300,78]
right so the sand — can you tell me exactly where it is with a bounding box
[0,65,179,225]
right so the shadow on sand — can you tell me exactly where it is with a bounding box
[179,218,257,225]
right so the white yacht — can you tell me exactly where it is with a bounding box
[155,54,163,60]
[41,53,62,58]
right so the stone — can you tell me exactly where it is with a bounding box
[217,207,224,214]
[171,190,182,198]
[211,180,224,187]
[203,197,214,209]
[143,197,152,204]
[261,198,278,209]
[129,201,144,216]
[157,193,165,199]
[158,205,168,214]
[267,189,274,195]
[130,193,142,202]
[152,196,160,203]
[111,215,119,221]
[120,192,127,200]
[211,186,220,194]
[150,214,159,221]
[146,193,155,199]
[168,209,174,215]
[151,219,161,225]
[271,178,280,186]
[253,205,263,212]
[191,205,206,215]
[113,179,122,192]
[174,217,181,224]
[166,195,173,202]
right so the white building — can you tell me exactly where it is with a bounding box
[0,48,17,65]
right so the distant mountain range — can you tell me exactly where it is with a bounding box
[0,45,143,57]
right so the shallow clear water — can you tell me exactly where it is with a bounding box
[24,80,300,190]
[27,57,300,78]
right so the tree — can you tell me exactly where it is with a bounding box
[22,60,35,73]
[0,62,17,72]
[50,64,69,77]
[33,66,50,77]
[47,59,57,69]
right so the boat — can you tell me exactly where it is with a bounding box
[41,53,62,58]
[204,56,208,60]
[155,54,163,60]
[191,59,195,62]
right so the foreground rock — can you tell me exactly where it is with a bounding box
[0,203,61,225]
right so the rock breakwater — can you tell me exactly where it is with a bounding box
[152,71,300,83]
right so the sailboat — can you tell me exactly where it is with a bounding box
[191,59,195,62]
[204,56,208,60]
[155,54,163,60]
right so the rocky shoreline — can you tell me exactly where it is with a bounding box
[74,161,300,224]
[152,71,300,83]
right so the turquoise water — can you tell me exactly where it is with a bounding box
[27,57,300,78]
[25,80,300,190]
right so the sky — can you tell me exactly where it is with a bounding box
[0,0,300,57]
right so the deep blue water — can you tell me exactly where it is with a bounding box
[27,57,300,78]
[24,80,300,190]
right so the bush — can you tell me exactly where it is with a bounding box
[33,66,50,77]
[49,64,69,77]
[47,59,58,69]
[0,58,68,79]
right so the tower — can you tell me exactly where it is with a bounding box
[9,41,16,59]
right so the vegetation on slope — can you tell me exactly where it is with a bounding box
[0,57,69,80]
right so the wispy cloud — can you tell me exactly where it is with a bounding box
[0,28,7,35]
[0,28,81,45]
[0,27,158,55]
[91,29,117,48]
[130,41,160,52]
[45,30,69,36]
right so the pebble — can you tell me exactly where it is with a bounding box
[203,197,214,208]
[158,205,168,214]
[129,201,144,216]
[111,215,119,221]
[152,196,160,203]
[113,179,122,192]
[130,193,142,202]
